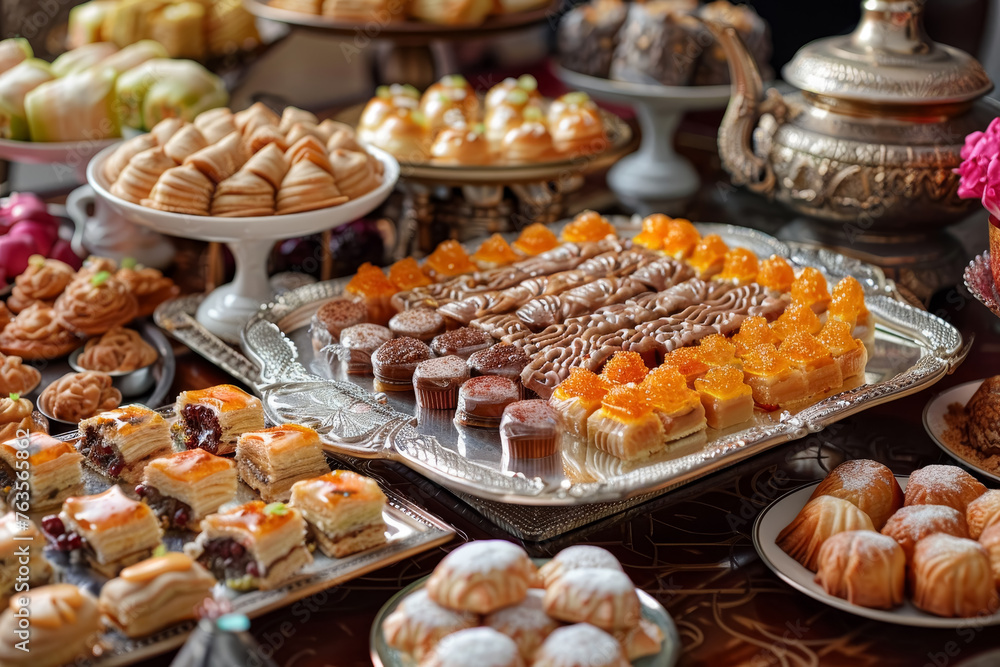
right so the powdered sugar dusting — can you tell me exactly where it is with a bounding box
[915,533,987,560]
[394,589,476,629]
[535,624,626,666]
[485,589,555,633]
[551,545,623,573]
[908,464,979,488]
[822,530,899,560]
[429,627,523,667]
[440,540,531,575]
[556,567,635,596]
[827,459,894,492]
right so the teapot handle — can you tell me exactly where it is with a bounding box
[702,21,777,196]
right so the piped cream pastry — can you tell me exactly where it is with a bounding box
[0,354,40,397]
[0,303,80,360]
[0,393,45,447]
[0,513,52,603]
[0,584,101,667]
[142,164,214,216]
[173,384,266,456]
[138,449,238,531]
[44,486,163,577]
[289,470,387,558]
[115,264,178,317]
[110,147,175,204]
[99,552,216,638]
[0,432,83,511]
[185,500,312,591]
[54,270,138,336]
[78,405,173,484]
[7,256,75,313]
[76,326,158,373]
[236,424,331,503]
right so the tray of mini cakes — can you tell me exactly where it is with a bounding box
[371,540,682,666]
[0,254,178,436]
[241,210,964,508]
[0,383,454,667]
[345,75,634,184]
[755,459,1000,627]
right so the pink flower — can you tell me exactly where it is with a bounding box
[983,157,1000,218]
[956,117,1000,200]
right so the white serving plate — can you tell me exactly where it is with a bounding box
[922,379,1000,484]
[753,475,1000,628]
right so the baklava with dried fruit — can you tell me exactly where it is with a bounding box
[173,384,266,456]
[0,432,83,511]
[289,470,387,558]
[78,405,173,483]
[137,449,238,530]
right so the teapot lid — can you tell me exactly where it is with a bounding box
[782,0,992,105]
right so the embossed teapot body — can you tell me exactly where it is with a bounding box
[710,0,997,232]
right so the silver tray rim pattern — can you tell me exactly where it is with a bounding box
[46,406,456,667]
[241,221,965,507]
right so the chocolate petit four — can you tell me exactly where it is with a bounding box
[311,297,368,350]
[383,588,478,660]
[289,470,387,558]
[426,540,538,614]
[99,552,216,638]
[186,500,312,591]
[138,448,238,530]
[388,308,445,342]
[337,323,393,375]
[0,584,101,667]
[173,384,266,455]
[500,400,560,459]
[431,327,493,359]
[468,343,531,397]
[413,356,470,410]
[372,337,433,392]
[43,486,163,577]
[456,376,521,428]
[0,432,83,511]
[78,405,174,483]
[0,513,52,603]
[236,424,330,503]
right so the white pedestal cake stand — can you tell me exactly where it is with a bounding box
[87,143,400,342]
[0,136,119,182]
[555,66,730,214]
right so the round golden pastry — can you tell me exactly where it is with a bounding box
[903,464,987,514]
[426,540,539,614]
[37,371,121,422]
[115,265,178,318]
[381,589,477,661]
[542,567,641,632]
[808,459,904,530]
[813,530,905,610]
[0,303,81,360]
[0,394,47,444]
[429,126,493,165]
[0,352,42,396]
[483,589,560,660]
[776,495,875,571]
[967,490,1000,540]
[54,271,138,337]
[881,504,969,563]
[500,119,557,164]
[76,327,158,373]
[532,624,630,667]
[910,534,999,618]
[7,256,76,313]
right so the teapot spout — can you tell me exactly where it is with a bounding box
[703,21,776,196]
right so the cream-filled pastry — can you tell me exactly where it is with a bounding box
[236,424,330,503]
[426,540,538,614]
[542,567,641,631]
[78,405,174,484]
[289,470,387,558]
[0,432,83,511]
[173,384,266,456]
[185,500,312,591]
[99,552,216,638]
[43,486,163,577]
[137,449,238,531]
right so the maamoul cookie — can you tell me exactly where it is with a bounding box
[813,530,905,609]
[911,534,999,618]
[426,540,538,614]
[537,544,624,588]
[881,504,969,563]
[903,464,987,514]
[382,589,477,660]
[37,371,121,422]
[542,567,640,631]
[808,459,903,529]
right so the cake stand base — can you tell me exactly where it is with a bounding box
[195,239,276,343]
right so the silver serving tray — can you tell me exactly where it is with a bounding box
[37,407,454,667]
[241,221,965,508]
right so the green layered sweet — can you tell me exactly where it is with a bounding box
[115,58,227,131]
[50,41,118,77]
[24,67,119,141]
[99,40,169,74]
[0,59,54,140]
[0,38,32,76]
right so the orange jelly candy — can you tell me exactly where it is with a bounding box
[423,240,477,278]
[553,367,609,403]
[660,219,700,259]
[633,214,673,250]
[387,257,432,290]
[599,351,649,385]
[662,346,709,382]
[560,210,615,243]
[472,234,519,267]
[779,331,834,368]
[741,343,792,376]
[641,366,697,412]
[828,276,869,322]
[695,365,752,400]
[790,267,831,310]
[757,255,795,293]
[816,320,858,355]
[601,385,654,421]
[771,303,822,339]
[346,263,397,297]
[687,234,728,275]
[698,334,740,367]
[732,316,780,355]
[717,247,759,284]
[512,223,559,256]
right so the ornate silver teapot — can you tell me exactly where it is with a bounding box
[710,0,998,232]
